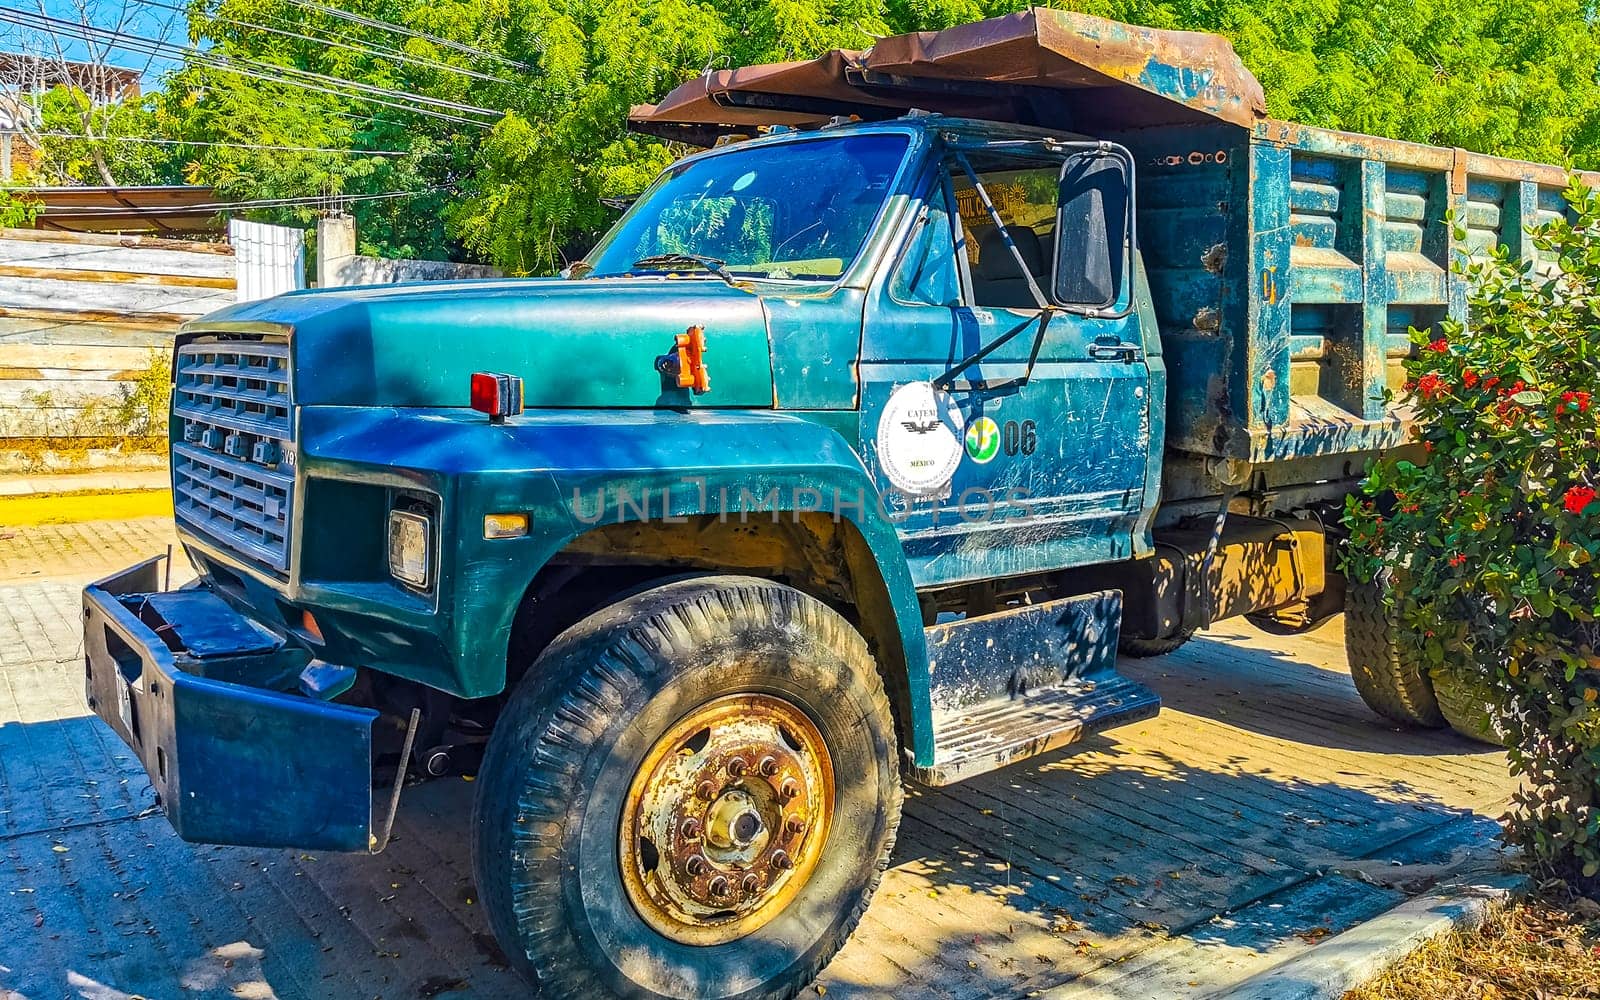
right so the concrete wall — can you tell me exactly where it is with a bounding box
[316,215,501,287]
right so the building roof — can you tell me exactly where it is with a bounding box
[17,185,223,234]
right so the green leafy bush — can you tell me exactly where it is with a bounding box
[0,190,41,229]
[1345,181,1600,883]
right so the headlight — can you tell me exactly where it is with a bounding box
[387,509,431,588]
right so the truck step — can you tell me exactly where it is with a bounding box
[914,589,1161,785]
[915,674,1160,785]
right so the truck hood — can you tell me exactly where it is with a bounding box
[188,277,776,408]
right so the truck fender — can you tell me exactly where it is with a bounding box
[535,412,934,767]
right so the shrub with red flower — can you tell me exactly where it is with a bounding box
[1345,181,1600,887]
[1416,373,1447,398]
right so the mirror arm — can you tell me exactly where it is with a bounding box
[935,151,1055,391]
[934,309,1054,391]
[951,151,1052,311]
[934,148,1056,390]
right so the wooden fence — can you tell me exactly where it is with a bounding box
[0,228,236,440]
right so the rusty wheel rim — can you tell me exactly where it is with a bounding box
[619,693,835,946]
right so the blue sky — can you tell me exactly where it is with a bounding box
[25,0,186,82]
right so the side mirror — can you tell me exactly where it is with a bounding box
[1052,145,1134,313]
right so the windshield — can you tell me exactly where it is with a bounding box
[584,133,910,282]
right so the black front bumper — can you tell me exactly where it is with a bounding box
[83,557,380,852]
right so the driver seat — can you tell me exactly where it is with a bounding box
[972,226,1047,309]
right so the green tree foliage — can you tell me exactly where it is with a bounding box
[47,0,1600,270]
[0,190,42,227]
[28,85,183,186]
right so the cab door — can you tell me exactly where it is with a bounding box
[860,143,1152,589]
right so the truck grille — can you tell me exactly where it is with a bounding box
[171,340,294,572]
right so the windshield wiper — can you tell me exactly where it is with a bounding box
[630,253,737,286]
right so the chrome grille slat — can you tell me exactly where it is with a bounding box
[177,382,287,406]
[171,402,288,441]
[173,443,292,503]
[173,340,293,572]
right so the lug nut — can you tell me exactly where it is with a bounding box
[685,855,708,876]
[758,756,779,776]
[741,873,761,895]
[785,815,808,836]
[727,757,748,777]
[771,850,794,871]
[680,817,702,839]
[708,876,730,898]
[778,778,799,801]
[696,780,716,800]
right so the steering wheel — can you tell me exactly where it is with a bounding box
[772,218,828,260]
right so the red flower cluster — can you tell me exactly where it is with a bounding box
[1564,485,1597,514]
[1416,373,1447,398]
[1463,369,1479,388]
[1449,553,1468,567]
[1427,339,1450,353]
[1557,390,1592,416]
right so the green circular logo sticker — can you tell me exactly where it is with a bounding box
[965,416,1000,464]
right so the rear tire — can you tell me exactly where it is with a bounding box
[1119,630,1195,658]
[1431,669,1507,747]
[473,576,902,999]
[1344,571,1446,728]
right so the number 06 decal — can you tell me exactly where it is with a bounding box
[1003,419,1037,457]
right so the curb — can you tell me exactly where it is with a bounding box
[1211,868,1530,999]
[0,469,170,497]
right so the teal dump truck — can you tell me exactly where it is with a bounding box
[81,9,1596,998]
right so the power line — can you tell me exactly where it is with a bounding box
[135,0,515,85]
[0,11,479,126]
[272,0,534,72]
[13,11,503,118]
[31,187,449,215]
[2,10,502,126]
[34,132,411,155]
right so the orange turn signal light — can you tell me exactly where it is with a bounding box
[301,609,324,643]
[483,512,529,539]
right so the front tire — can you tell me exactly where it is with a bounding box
[473,576,902,999]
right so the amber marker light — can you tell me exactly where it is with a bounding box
[483,513,529,539]
[301,609,324,642]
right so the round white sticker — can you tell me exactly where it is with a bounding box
[876,381,965,497]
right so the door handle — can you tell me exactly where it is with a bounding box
[1088,341,1142,363]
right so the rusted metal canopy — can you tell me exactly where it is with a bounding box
[22,185,224,234]
[630,8,1267,145]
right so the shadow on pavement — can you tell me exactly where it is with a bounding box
[1116,627,1496,758]
[0,691,1505,1000]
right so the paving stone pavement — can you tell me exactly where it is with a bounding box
[0,519,1516,1000]
[0,517,179,584]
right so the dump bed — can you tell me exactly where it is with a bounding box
[1116,121,1598,476]
[628,6,1598,487]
